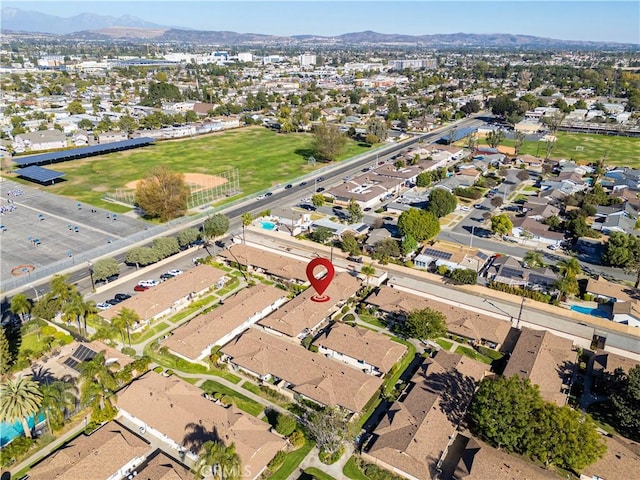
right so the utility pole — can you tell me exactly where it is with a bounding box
[516,297,525,329]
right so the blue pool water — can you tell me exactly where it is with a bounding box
[261,221,277,230]
[0,412,45,447]
[570,305,609,318]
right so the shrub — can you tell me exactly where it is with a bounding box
[268,450,288,470]
[275,413,297,436]
[288,429,306,448]
[583,293,594,301]
[342,313,355,322]
[121,346,136,356]
[319,445,344,465]
[449,268,478,285]
[487,281,552,303]
[0,436,34,467]
[437,265,450,276]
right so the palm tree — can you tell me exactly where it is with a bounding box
[523,251,545,269]
[41,379,78,431]
[50,274,75,303]
[195,440,241,480]
[79,352,119,413]
[361,264,376,287]
[10,294,31,323]
[0,376,43,438]
[112,308,139,347]
[63,294,85,336]
[557,257,581,279]
[82,299,98,338]
[241,212,253,244]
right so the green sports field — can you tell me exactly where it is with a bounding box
[503,131,640,166]
[17,127,372,211]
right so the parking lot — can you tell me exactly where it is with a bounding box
[0,179,149,286]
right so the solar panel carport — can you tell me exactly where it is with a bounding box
[15,165,66,184]
[438,126,477,144]
[13,137,155,167]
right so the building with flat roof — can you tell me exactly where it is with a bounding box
[221,329,382,413]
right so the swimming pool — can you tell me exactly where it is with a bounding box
[0,412,45,447]
[570,305,609,318]
[261,221,277,230]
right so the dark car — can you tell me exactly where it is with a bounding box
[284,184,292,189]
[316,187,325,193]
[299,181,307,187]
[347,255,363,263]
[106,298,121,306]
[300,204,315,211]
[265,192,273,197]
[133,284,150,292]
[317,176,325,182]
[160,273,175,281]
[114,293,131,301]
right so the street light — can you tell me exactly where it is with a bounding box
[469,225,476,249]
[28,284,40,302]
[87,261,95,292]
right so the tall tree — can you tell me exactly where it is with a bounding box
[427,188,457,218]
[79,352,118,422]
[41,379,77,430]
[135,166,189,221]
[523,251,545,268]
[195,441,241,480]
[513,130,527,156]
[10,294,31,323]
[397,307,447,340]
[398,208,440,242]
[557,257,581,279]
[491,214,513,237]
[347,198,363,223]
[0,328,12,377]
[177,227,200,248]
[112,308,139,347]
[241,212,253,244]
[311,194,326,208]
[313,123,346,162]
[302,407,353,456]
[92,258,120,283]
[486,129,505,149]
[609,365,640,440]
[202,214,230,254]
[361,264,376,287]
[0,376,43,438]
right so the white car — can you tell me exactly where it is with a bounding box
[96,302,112,310]
[167,269,183,276]
[548,244,560,251]
[459,206,471,212]
[138,279,159,287]
[256,194,266,200]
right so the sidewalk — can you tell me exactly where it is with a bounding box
[287,445,354,480]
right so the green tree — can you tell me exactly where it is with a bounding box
[79,352,118,422]
[67,99,85,115]
[135,166,189,221]
[398,208,440,242]
[340,233,361,256]
[491,214,513,237]
[347,198,363,223]
[609,365,640,440]
[544,215,562,230]
[366,117,388,141]
[195,441,241,480]
[275,413,297,436]
[50,274,75,304]
[373,238,401,263]
[241,212,253,244]
[0,376,43,438]
[203,213,230,250]
[152,236,180,259]
[177,227,200,248]
[486,129,506,149]
[112,308,139,347]
[92,258,119,283]
[310,227,333,244]
[557,257,581,279]
[10,294,31,323]
[311,194,326,208]
[514,130,527,156]
[313,123,346,162]
[523,251,545,268]
[0,328,12,377]
[78,118,94,130]
[401,234,418,256]
[450,268,478,285]
[398,307,447,340]
[118,115,138,134]
[125,246,160,269]
[361,264,376,287]
[41,380,77,431]
[416,171,432,187]
[427,188,457,218]
[303,407,353,456]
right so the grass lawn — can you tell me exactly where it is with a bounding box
[343,456,369,480]
[201,380,264,417]
[130,322,169,344]
[19,326,73,360]
[304,467,337,480]
[383,338,416,395]
[357,312,386,329]
[242,382,292,409]
[455,345,493,364]
[23,127,372,210]
[269,439,315,480]
[435,338,454,351]
[502,132,640,166]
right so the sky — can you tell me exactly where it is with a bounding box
[5,1,640,44]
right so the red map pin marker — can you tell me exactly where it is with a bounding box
[306,257,335,303]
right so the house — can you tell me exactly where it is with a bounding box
[58,341,134,376]
[221,329,382,412]
[365,286,511,348]
[612,300,640,327]
[435,175,475,193]
[585,277,635,303]
[591,349,640,379]
[502,327,575,406]
[163,284,288,362]
[310,217,370,240]
[486,256,558,292]
[116,372,287,477]
[414,243,487,272]
[326,174,402,209]
[522,202,561,221]
[258,273,360,339]
[362,351,487,480]
[218,244,309,284]
[592,212,639,236]
[98,131,128,144]
[579,434,640,480]
[516,154,544,171]
[364,228,393,253]
[13,130,66,152]
[98,265,227,324]
[511,216,564,245]
[315,323,407,376]
[26,421,151,480]
[541,172,588,196]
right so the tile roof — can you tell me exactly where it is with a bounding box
[99,265,227,322]
[502,327,575,406]
[586,276,635,302]
[258,273,360,337]
[27,421,149,480]
[580,434,640,480]
[365,286,511,345]
[367,351,487,480]
[221,329,382,412]
[134,450,191,480]
[315,323,407,373]
[593,350,640,374]
[218,245,309,282]
[163,284,288,360]
[116,372,286,478]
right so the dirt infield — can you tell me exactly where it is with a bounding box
[125,173,228,192]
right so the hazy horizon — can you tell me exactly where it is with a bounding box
[4,1,640,44]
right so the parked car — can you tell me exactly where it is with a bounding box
[459,206,471,212]
[96,302,112,310]
[299,181,307,187]
[134,284,150,292]
[138,279,159,287]
[114,293,131,301]
[265,192,273,197]
[316,187,325,193]
[168,269,183,276]
[347,255,363,263]
[284,184,293,189]
[160,273,175,281]
[106,298,121,306]
[548,244,560,251]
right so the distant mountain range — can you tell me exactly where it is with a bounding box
[1,7,635,48]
